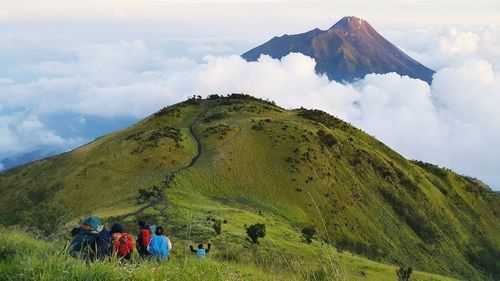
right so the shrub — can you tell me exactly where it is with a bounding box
[154,106,181,117]
[207,94,221,100]
[181,95,202,105]
[136,174,174,204]
[317,130,337,147]
[204,112,228,123]
[202,124,231,138]
[125,127,182,151]
[251,122,264,131]
[136,189,155,203]
[301,226,316,244]
[212,220,222,235]
[411,160,447,178]
[246,223,266,244]
[163,173,175,188]
[298,109,354,132]
[396,266,413,281]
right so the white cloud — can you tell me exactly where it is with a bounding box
[187,54,500,189]
[439,27,479,54]
[0,114,80,158]
[0,40,189,118]
[17,116,68,146]
[1,25,499,190]
[385,24,500,71]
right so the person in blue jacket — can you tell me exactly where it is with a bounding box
[148,226,172,261]
[189,241,211,259]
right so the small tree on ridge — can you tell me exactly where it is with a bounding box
[246,223,266,244]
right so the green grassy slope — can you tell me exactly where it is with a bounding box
[0,94,499,280]
[0,226,458,281]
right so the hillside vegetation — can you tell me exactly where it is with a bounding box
[0,226,459,281]
[0,94,499,280]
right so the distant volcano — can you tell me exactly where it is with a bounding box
[242,16,434,84]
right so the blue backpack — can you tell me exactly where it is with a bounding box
[81,216,102,232]
[96,229,112,259]
[149,224,157,238]
[69,216,104,260]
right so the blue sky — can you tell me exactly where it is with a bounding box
[1,0,500,189]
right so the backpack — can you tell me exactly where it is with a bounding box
[69,216,103,259]
[96,229,112,259]
[149,224,157,238]
[165,236,172,251]
[69,232,98,259]
[81,216,103,233]
[115,233,132,258]
[136,228,150,254]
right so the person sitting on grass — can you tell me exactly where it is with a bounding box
[69,216,111,261]
[148,226,172,261]
[110,223,134,261]
[189,241,211,259]
[136,221,151,258]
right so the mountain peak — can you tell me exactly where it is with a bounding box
[242,16,435,84]
[330,16,371,31]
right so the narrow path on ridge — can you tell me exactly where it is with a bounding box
[131,105,208,216]
[186,107,206,168]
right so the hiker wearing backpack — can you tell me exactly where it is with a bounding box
[110,223,134,260]
[69,216,110,261]
[96,227,112,259]
[189,241,211,259]
[136,221,151,257]
[148,226,172,261]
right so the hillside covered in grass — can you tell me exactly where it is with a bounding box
[0,94,499,280]
[0,226,460,281]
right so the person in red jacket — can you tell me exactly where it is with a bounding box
[110,223,134,260]
[136,221,151,257]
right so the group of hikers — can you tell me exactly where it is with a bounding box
[69,216,211,262]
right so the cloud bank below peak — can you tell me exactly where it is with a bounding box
[0,25,499,190]
[191,54,500,189]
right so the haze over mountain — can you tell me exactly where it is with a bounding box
[242,16,435,84]
[1,149,59,171]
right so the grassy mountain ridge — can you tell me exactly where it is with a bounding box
[0,94,499,280]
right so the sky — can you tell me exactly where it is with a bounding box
[0,0,500,189]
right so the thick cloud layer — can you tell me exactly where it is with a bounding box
[1,25,499,189]
[189,54,500,188]
[386,24,500,70]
